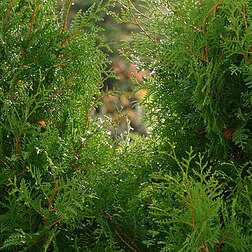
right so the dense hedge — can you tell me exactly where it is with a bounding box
[1,0,252,251]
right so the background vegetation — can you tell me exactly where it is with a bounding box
[1,0,252,251]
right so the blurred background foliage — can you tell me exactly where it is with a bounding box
[58,0,148,136]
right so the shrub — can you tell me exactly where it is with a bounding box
[113,0,252,251]
[0,0,114,250]
[114,0,252,162]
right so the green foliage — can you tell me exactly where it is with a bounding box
[114,0,252,161]
[111,0,252,251]
[0,0,114,250]
[145,149,252,251]
[1,0,252,251]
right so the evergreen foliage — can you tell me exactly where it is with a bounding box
[1,0,252,251]
[0,0,115,250]
[112,0,252,251]
[114,0,252,162]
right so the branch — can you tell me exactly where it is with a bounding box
[207,0,222,16]
[62,0,72,33]
[127,0,158,48]
[115,230,138,252]
[16,169,28,177]
[20,4,40,60]
[101,213,141,252]
[72,97,98,165]
[48,215,65,228]
[195,243,210,252]
[214,230,229,251]
[29,4,39,34]
[186,37,207,62]
[15,130,23,155]
[200,0,204,12]
[182,195,195,227]
[3,0,12,27]
[35,208,48,222]
[242,7,248,29]
[47,177,58,212]
[242,50,252,64]
[177,0,222,35]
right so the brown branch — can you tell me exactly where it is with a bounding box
[200,0,204,12]
[186,37,207,62]
[207,0,222,16]
[101,213,141,252]
[242,50,252,64]
[214,230,229,251]
[190,24,204,33]
[115,230,138,252]
[177,1,222,35]
[47,174,58,212]
[72,97,98,165]
[0,160,11,169]
[29,4,39,34]
[128,0,158,48]
[19,4,39,60]
[60,31,78,47]
[182,195,195,227]
[204,44,210,61]
[35,208,48,222]
[62,0,72,33]
[242,7,248,29]
[15,130,23,155]
[175,11,203,33]
[4,0,12,27]
[74,165,93,171]
[175,11,204,33]
[49,215,64,227]
[196,243,210,252]
[16,169,28,177]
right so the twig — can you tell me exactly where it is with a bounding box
[214,230,229,252]
[3,0,12,27]
[101,213,141,252]
[0,160,11,169]
[16,169,28,177]
[196,243,210,252]
[207,0,222,16]
[47,178,58,212]
[72,97,98,165]
[15,130,23,155]
[200,0,204,12]
[115,230,138,252]
[127,0,158,48]
[35,208,48,222]
[29,4,39,34]
[242,50,252,64]
[204,44,210,61]
[60,31,78,46]
[182,195,195,227]
[186,37,207,62]
[177,0,222,35]
[48,215,64,228]
[62,0,72,33]
[20,4,39,60]
[242,7,248,29]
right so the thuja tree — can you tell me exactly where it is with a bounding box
[115,0,252,162]
[113,0,252,251]
[0,0,116,251]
